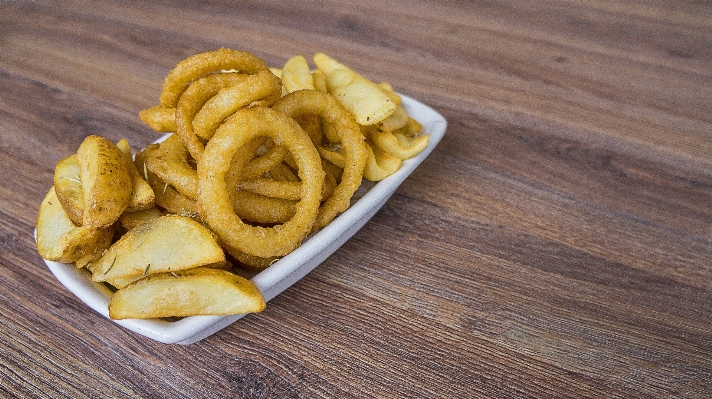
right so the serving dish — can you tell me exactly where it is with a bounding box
[42,95,447,344]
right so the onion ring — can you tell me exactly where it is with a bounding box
[192,70,283,141]
[197,107,324,258]
[229,189,297,225]
[272,89,367,230]
[174,73,249,161]
[135,144,200,219]
[159,48,269,108]
[145,134,198,200]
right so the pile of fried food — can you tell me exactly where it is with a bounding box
[36,49,429,320]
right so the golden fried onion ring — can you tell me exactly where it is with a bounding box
[197,107,324,258]
[159,48,269,108]
[272,90,367,230]
[192,70,282,141]
[174,73,250,161]
[145,134,198,200]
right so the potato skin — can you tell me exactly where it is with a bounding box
[77,135,133,229]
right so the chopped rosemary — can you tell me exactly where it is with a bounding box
[103,256,117,275]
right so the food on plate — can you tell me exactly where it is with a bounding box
[272,89,367,230]
[159,48,270,108]
[37,48,432,321]
[116,139,156,212]
[36,187,113,266]
[197,107,325,258]
[314,52,397,126]
[191,70,282,141]
[118,206,165,231]
[53,154,84,225]
[138,105,176,133]
[77,135,133,229]
[281,55,316,93]
[89,215,226,288]
[108,267,265,320]
[144,134,199,200]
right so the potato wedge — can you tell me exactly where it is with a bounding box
[116,138,155,212]
[281,55,315,93]
[371,129,430,160]
[118,206,165,231]
[377,105,410,133]
[77,135,133,229]
[36,187,113,264]
[53,154,84,225]
[362,141,402,182]
[90,215,225,285]
[108,267,265,320]
[315,53,397,125]
[138,105,176,133]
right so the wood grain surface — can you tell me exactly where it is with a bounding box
[1,0,711,397]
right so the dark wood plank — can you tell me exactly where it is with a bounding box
[1,0,711,397]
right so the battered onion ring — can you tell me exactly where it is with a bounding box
[226,246,280,272]
[238,141,289,180]
[237,172,336,202]
[192,70,283,141]
[229,189,297,225]
[159,48,270,108]
[174,73,249,161]
[268,162,299,182]
[135,144,200,219]
[272,90,367,230]
[145,134,198,200]
[198,107,324,258]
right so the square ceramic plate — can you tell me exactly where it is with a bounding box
[42,95,447,344]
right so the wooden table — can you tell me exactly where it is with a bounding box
[2,1,711,397]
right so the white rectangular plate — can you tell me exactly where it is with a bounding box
[42,95,447,344]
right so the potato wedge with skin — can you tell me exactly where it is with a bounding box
[90,215,225,283]
[118,206,165,231]
[77,135,133,229]
[108,267,265,320]
[36,187,113,264]
[116,139,155,212]
[53,154,84,225]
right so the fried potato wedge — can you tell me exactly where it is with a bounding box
[90,215,225,285]
[314,53,397,126]
[108,267,265,320]
[371,129,430,160]
[118,206,165,231]
[77,135,133,229]
[53,154,84,225]
[36,187,113,264]
[363,141,402,182]
[281,55,315,93]
[117,138,155,212]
